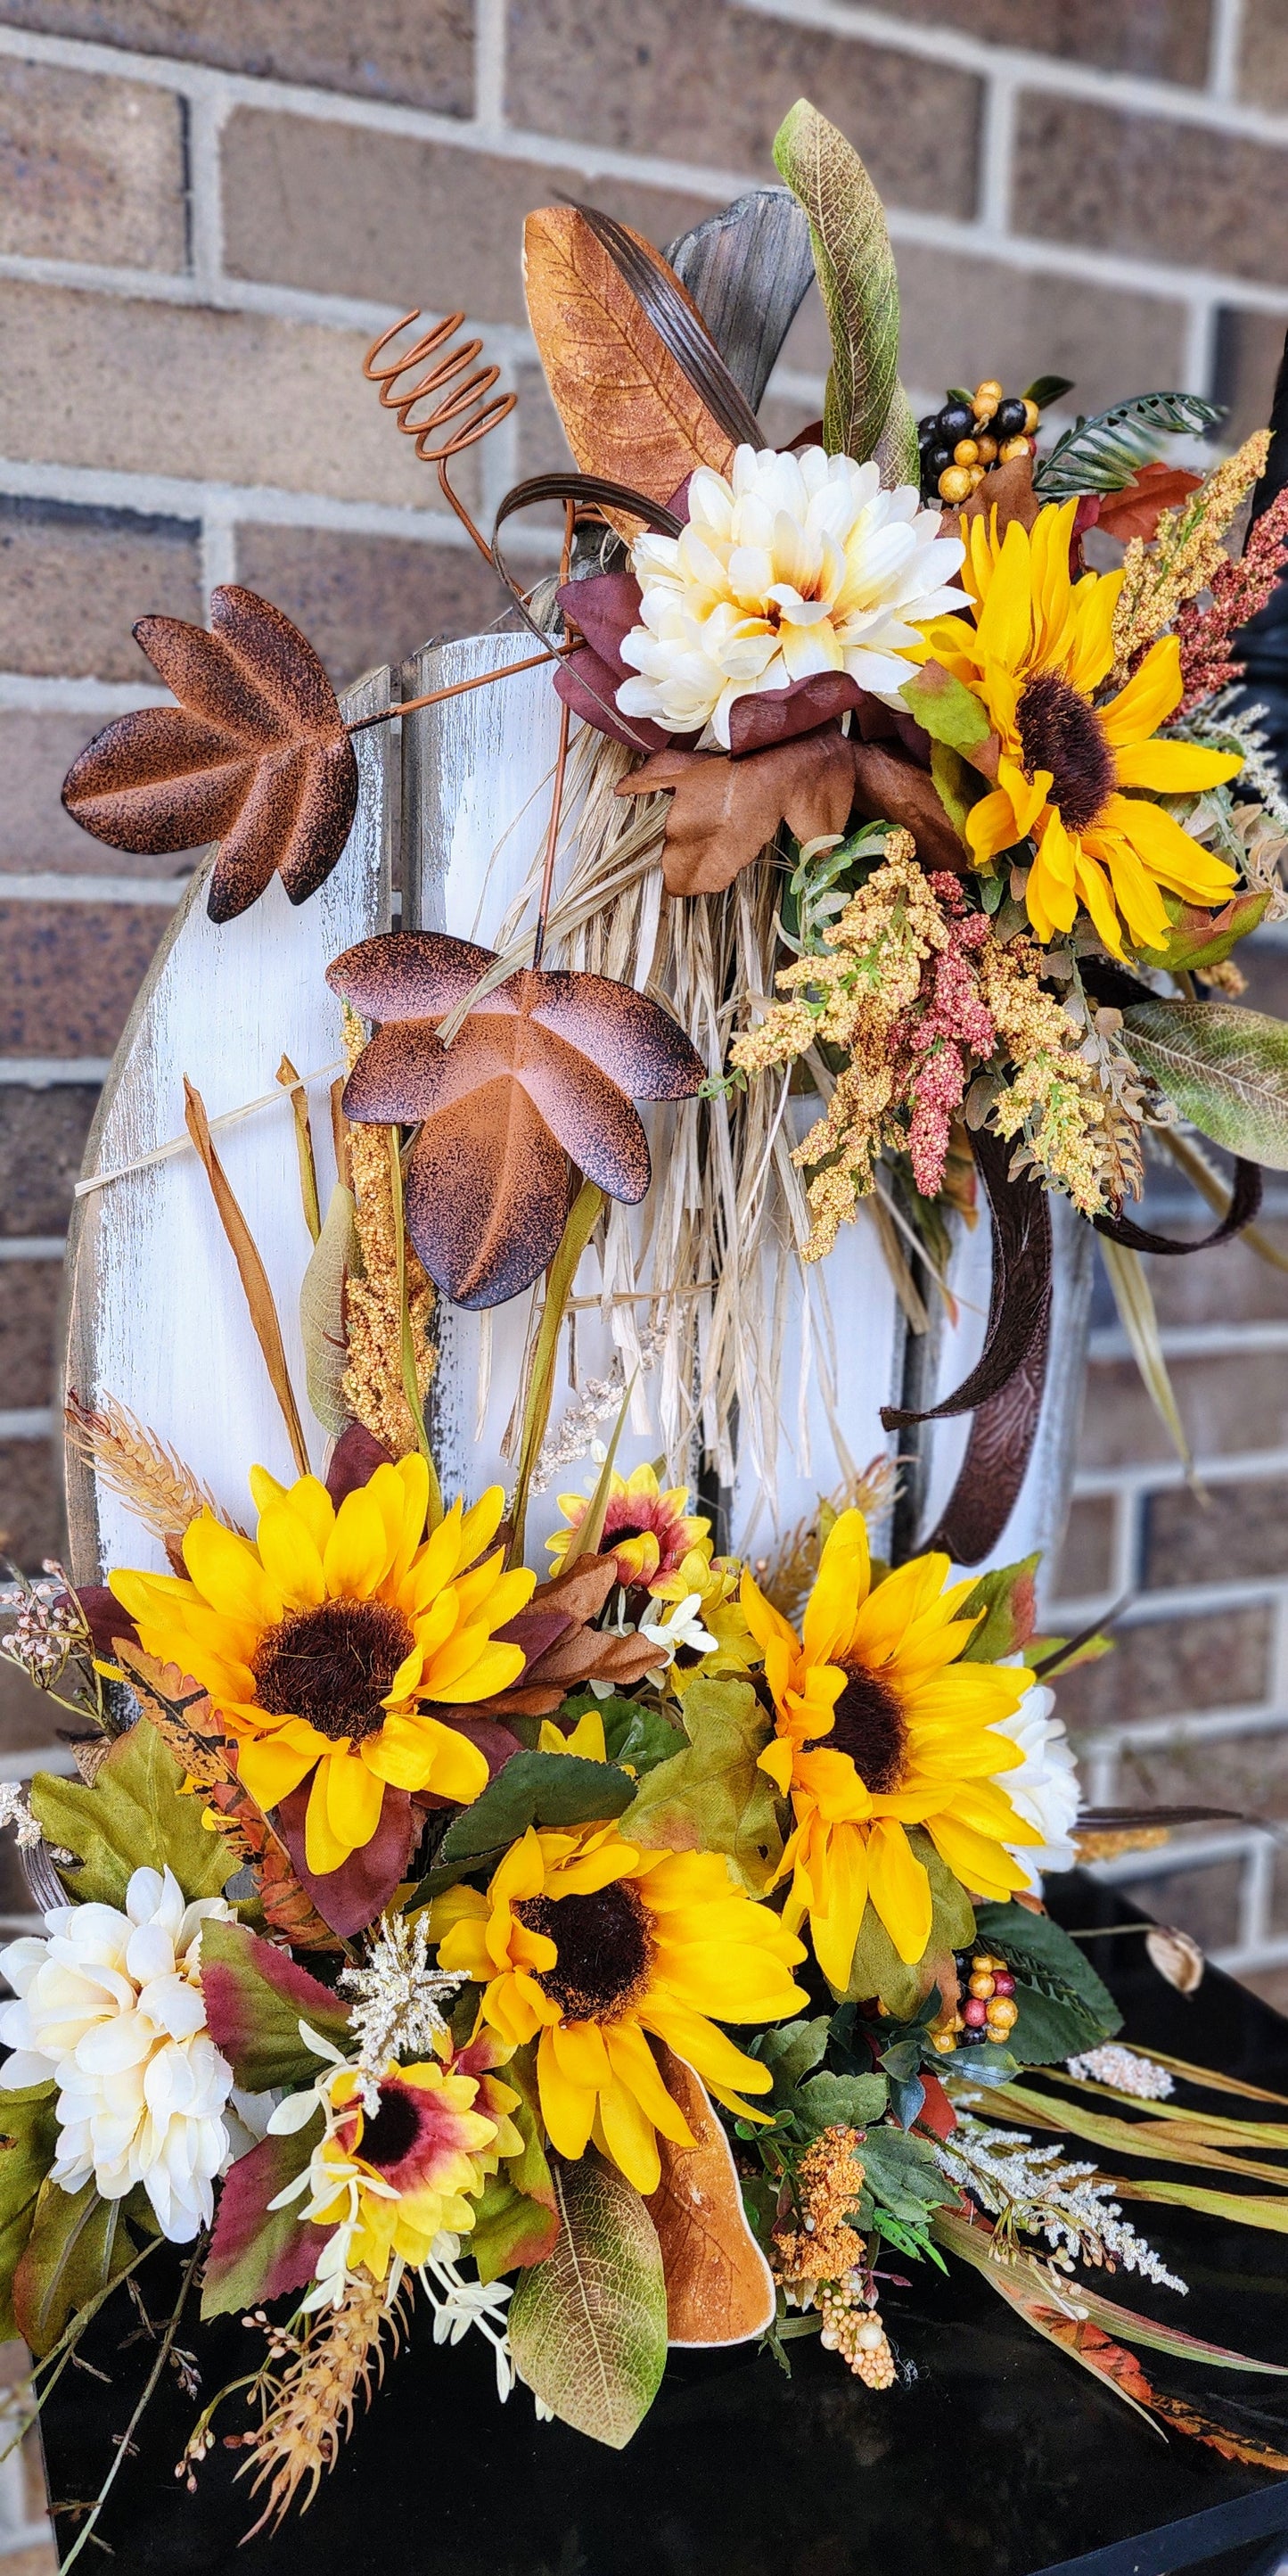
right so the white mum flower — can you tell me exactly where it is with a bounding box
[995,1683,1080,1877]
[0,1864,235,2243]
[617,443,965,749]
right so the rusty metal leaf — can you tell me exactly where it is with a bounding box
[62,584,358,923]
[327,931,704,1310]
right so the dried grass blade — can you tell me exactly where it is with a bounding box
[277,1053,321,1242]
[1130,2048,1288,2109]
[509,1179,604,1564]
[183,1077,310,1477]
[562,1373,635,1567]
[1100,1236,1202,1493]
[984,2081,1288,2186]
[931,2210,1163,2437]
[1112,2176,1288,2234]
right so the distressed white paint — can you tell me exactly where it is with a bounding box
[62,668,393,1579]
[64,633,1087,1587]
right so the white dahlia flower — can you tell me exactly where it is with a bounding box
[616,443,965,748]
[996,1683,1080,1877]
[0,1864,235,2243]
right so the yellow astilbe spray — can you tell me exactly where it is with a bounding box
[338,1003,437,1457]
[241,2274,408,2536]
[1111,431,1271,682]
[980,941,1107,1215]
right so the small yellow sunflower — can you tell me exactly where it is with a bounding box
[430,1808,807,2195]
[111,1457,534,1877]
[546,1462,709,1593]
[740,1510,1040,1985]
[280,2055,504,2292]
[922,498,1242,958]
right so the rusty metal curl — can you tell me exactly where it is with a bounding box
[363,309,515,563]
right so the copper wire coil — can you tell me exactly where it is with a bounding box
[363,308,515,465]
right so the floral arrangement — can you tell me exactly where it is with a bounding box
[4,88,1288,2557]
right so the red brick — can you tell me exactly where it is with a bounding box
[1013,94,1288,288]
[1139,1224,1288,1329]
[0,1654,74,1755]
[1113,1724,1288,1817]
[0,0,473,114]
[1241,0,1288,112]
[1053,1494,1116,1601]
[1144,1477,1288,1588]
[0,1436,62,1571]
[221,112,711,329]
[505,0,981,220]
[0,1260,60,1409]
[874,0,1210,80]
[1056,1603,1273,1729]
[0,1086,98,1236]
[232,525,511,690]
[0,55,185,269]
[1079,1352,1288,1468]
[1112,1856,1243,1953]
[0,901,168,1055]
[0,499,201,685]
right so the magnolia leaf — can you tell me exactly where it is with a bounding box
[507,2153,668,2447]
[1121,998,1288,1165]
[523,205,735,528]
[436,1751,636,1866]
[13,2177,153,2359]
[329,932,702,1310]
[564,1694,685,1777]
[772,98,913,474]
[644,2047,775,2346]
[899,661,994,759]
[198,1918,351,2092]
[201,2118,325,2320]
[0,2084,58,2341]
[62,585,359,923]
[623,1676,783,1893]
[795,2070,889,2135]
[299,1181,357,1436]
[620,734,967,896]
[957,1554,1039,1664]
[1139,888,1270,975]
[30,1723,238,1909]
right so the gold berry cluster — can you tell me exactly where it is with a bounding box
[929,1950,1019,2053]
[918,381,1038,507]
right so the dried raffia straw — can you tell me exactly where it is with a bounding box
[64,1390,241,1552]
[183,1077,311,1477]
[75,1056,346,1199]
[277,1054,321,1242]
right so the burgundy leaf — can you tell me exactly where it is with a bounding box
[275,1780,415,1938]
[202,2131,331,2320]
[62,585,358,924]
[324,1421,396,1507]
[327,934,703,1310]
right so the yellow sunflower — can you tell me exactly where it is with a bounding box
[111,1457,534,1877]
[546,1461,709,1593]
[740,1510,1040,1985]
[430,1807,807,2195]
[922,498,1241,957]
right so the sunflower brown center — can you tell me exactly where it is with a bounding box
[516,1881,653,2023]
[828,1661,908,1797]
[1016,669,1113,834]
[252,1600,414,1743]
[357,2081,423,2171]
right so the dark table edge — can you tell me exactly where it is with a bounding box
[1036,2478,1288,2576]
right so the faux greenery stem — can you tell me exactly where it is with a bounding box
[59,2242,201,2572]
[386,1128,442,1524]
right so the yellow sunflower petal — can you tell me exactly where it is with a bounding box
[302,1761,351,1875]
[603,2021,694,2144]
[807,1820,869,1993]
[323,1741,385,1858]
[866,1817,932,1965]
[1071,844,1125,957]
[966,784,1024,867]
[322,1486,390,1603]
[537,2026,596,2159]
[455,1486,506,1573]
[183,1516,282,1629]
[597,2074,661,2194]
[234,1731,319,1813]
[1101,793,1238,905]
[1062,563,1121,694]
[255,1500,325,1614]
[975,516,1034,671]
[802,1508,870,1665]
[279,1474,334,1560]
[1113,738,1243,794]
[1097,633,1183,748]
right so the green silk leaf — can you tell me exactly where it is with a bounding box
[507,2153,668,2448]
[772,97,914,474]
[1122,998,1288,1166]
[623,1676,783,1893]
[30,1723,238,1909]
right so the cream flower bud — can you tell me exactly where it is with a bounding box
[0,1864,235,2243]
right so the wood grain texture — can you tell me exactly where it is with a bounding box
[62,663,393,1581]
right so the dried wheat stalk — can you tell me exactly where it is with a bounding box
[242,2276,408,2535]
[64,1391,241,1548]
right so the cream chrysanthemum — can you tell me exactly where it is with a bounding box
[0,1865,234,2243]
[617,445,965,748]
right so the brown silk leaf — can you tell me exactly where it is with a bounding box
[644,2046,776,2346]
[327,932,703,1311]
[1096,461,1203,545]
[62,585,358,923]
[620,733,967,898]
[959,452,1042,537]
[523,206,736,531]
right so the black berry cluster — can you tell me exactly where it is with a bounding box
[917,379,1038,509]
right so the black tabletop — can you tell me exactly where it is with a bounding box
[37,1875,1288,2576]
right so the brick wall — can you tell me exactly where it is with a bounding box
[3,1,1288,2026]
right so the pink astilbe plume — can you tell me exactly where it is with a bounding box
[1178,485,1288,712]
[905,888,996,1197]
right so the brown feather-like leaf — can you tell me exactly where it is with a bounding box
[523,206,736,532]
[619,732,967,895]
[644,2045,776,2346]
[62,585,358,922]
[327,933,703,1310]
